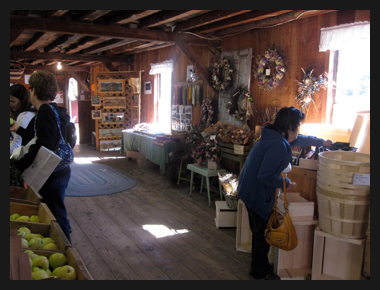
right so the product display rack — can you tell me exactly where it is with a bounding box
[93,71,141,151]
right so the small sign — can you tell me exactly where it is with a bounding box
[233,144,244,155]
[353,173,370,185]
[210,135,216,140]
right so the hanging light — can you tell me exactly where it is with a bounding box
[57,62,62,70]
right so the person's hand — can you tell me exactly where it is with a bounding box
[10,122,20,133]
[286,182,297,191]
[323,139,333,147]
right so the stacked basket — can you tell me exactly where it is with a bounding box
[316,151,370,239]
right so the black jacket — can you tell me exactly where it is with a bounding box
[15,102,71,178]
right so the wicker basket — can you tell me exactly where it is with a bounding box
[223,191,239,209]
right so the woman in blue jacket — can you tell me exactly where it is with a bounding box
[237,106,332,280]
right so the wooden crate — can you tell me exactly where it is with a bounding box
[10,186,42,205]
[311,227,366,280]
[218,141,253,172]
[33,247,93,280]
[10,220,71,251]
[273,219,318,280]
[10,202,56,225]
[299,158,318,170]
[10,234,32,280]
[215,201,237,228]
[277,192,314,221]
[286,166,318,217]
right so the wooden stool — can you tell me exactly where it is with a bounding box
[187,163,226,206]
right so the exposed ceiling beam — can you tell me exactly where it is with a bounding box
[10,15,221,47]
[173,10,251,32]
[24,64,90,72]
[10,50,131,64]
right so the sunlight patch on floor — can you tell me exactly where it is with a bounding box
[74,156,126,164]
[142,224,190,238]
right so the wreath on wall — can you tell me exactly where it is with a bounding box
[253,48,286,91]
[212,58,233,91]
[226,87,255,122]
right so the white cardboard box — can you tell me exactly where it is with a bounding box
[215,201,237,228]
[277,192,314,221]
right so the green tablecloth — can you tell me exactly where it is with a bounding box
[121,131,178,175]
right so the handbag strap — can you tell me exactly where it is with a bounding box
[47,104,66,145]
[280,172,290,215]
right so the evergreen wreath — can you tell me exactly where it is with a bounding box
[253,48,286,91]
[226,87,255,122]
[212,58,233,91]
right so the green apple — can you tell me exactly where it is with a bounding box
[52,265,76,280]
[10,213,20,220]
[17,229,27,239]
[29,215,40,223]
[24,250,38,260]
[16,215,29,221]
[45,268,52,276]
[28,237,44,249]
[34,233,44,239]
[18,226,31,235]
[31,255,49,270]
[42,243,57,250]
[42,237,55,246]
[10,117,15,126]
[25,233,36,241]
[21,238,28,248]
[49,253,67,269]
[32,268,49,280]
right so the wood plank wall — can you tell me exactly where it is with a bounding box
[88,10,369,129]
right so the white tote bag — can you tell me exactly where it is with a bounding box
[21,146,61,192]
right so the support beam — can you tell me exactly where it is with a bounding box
[10,15,220,47]
[176,43,218,94]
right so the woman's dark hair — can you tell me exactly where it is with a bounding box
[10,84,36,119]
[265,106,305,139]
[28,70,58,101]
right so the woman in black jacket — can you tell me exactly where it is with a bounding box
[10,70,73,242]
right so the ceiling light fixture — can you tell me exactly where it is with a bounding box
[57,62,62,70]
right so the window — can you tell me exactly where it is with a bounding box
[149,60,173,134]
[319,22,370,128]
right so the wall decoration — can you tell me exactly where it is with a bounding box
[171,105,192,131]
[99,79,125,93]
[295,68,328,112]
[103,97,127,108]
[144,81,152,94]
[102,112,124,123]
[91,96,101,106]
[212,58,233,91]
[91,110,102,119]
[226,87,255,123]
[253,48,286,91]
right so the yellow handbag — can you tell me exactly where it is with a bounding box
[264,173,298,251]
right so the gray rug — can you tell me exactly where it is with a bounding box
[66,163,137,197]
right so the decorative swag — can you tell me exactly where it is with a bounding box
[319,21,370,52]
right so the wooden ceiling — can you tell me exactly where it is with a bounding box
[10,10,335,73]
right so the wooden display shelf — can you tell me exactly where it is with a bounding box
[10,186,42,205]
[218,141,253,173]
[10,201,56,225]
[10,220,71,251]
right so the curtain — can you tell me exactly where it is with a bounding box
[149,60,174,75]
[319,21,370,52]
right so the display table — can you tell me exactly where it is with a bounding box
[121,130,178,175]
[187,163,226,206]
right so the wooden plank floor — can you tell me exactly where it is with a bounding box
[66,144,253,280]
